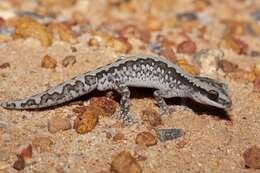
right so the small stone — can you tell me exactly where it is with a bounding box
[250,50,260,57]
[74,106,99,134]
[49,22,77,44]
[20,144,32,159]
[161,44,177,63]
[251,9,260,21]
[88,38,99,47]
[177,40,197,54]
[62,55,76,67]
[221,35,248,54]
[111,151,142,173]
[144,16,163,31]
[32,136,53,152]
[218,59,238,73]
[141,109,162,127]
[118,24,151,43]
[48,116,72,133]
[13,155,25,170]
[155,128,183,142]
[175,140,188,149]
[176,12,198,22]
[176,59,200,75]
[12,16,53,47]
[41,55,57,69]
[112,133,125,142]
[111,122,124,128]
[222,20,246,36]
[107,37,132,53]
[254,64,260,77]
[135,132,157,146]
[243,145,260,169]
[0,62,10,69]
[71,46,77,52]
[89,97,118,117]
[193,48,224,75]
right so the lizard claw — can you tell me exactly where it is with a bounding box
[117,110,138,126]
[159,105,175,116]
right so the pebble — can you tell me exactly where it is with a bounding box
[243,145,260,169]
[107,37,132,53]
[176,12,198,22]
[176,59,200,75]
[112,133,125,142]
[89,97,118,117]
[251,9,260,21]
[148,42,162,54]
[41,55,57,69]
[20,144,32,159]
[74,106,99,134]
[13,17,53,47]
[49,23,77,44]
[13,155,25,170]
[141,108,162,127]
[155,128,183,142]
[118,24,151,43]
[254,63,260,77]
[48,116,72,133]
[249,50,260,57]
[193,48,224,75]
[111,151,142,173]
[0,62,10,69]
[62,55,76,67]
[218,59,238,73]
[0,27,15,36]
[135,132,157,146]
[177,40,197,54]
[221,35,248,54]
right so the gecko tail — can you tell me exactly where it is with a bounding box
[1,75,98,110]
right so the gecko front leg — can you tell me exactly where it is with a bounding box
[153,89,184,116]
[114,81,136,125]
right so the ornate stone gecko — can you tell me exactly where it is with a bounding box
[1,55,232,124]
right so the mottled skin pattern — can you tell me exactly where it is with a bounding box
[1,55,232,124]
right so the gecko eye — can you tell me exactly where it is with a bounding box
[208,90,219,100]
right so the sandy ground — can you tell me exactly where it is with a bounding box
[0,0,260,173]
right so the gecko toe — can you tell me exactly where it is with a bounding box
[160,106,175,116]
[116,110,137,125]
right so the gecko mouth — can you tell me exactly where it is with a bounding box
[217,98,232,109]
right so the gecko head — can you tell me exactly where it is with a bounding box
[191,76,232,109]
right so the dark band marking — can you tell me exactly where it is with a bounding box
[39,80,92,107]
[21,99,37,108]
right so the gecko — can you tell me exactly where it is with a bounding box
[1,55,232,124]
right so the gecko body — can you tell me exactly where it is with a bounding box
[1,55,232,124]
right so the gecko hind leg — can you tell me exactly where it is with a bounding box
[153,89,178,116]
[114,82,136,125]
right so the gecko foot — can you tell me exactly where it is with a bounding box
[117,110,138,125]
[159,105,175,116]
